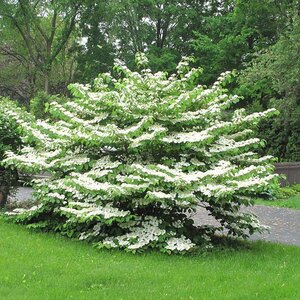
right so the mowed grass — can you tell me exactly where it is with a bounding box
[255,194,300,210]
[0,218,300,300]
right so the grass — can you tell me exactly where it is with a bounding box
[255,194,300,210]
[0,218,300,299]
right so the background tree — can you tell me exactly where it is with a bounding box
[239,13,300,161]
[191,0,293,85]
[75,0,209,77]
[0,0,82,99]
[74,1,115,83]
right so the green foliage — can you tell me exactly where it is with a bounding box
[192,15,249,85]
[290,184,300,192]
[272,184,300,200]
[0,102,20,161]
[29,92,51,119]
[238,16,300,161]
[276,186,299,200]
[75,1,115,83]
[255,105,300,161]
[0,97,22,206]
[29,92,68,120]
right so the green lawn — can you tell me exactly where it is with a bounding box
[255,194,300,210]
[1,218,300,299]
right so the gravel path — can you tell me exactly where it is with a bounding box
[9,187,33,202]
[193,205,300,246]
[9,187,300,246]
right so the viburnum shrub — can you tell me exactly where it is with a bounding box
[1,54,278,253]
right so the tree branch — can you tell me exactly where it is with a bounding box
[0,45,29,65]
[50,6,80,64]
[49,9,58,45]
[18,0,48,42]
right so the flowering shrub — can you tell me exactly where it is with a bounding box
[1,54,278,253]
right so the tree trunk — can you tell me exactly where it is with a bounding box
[44,70,50,94]
[0,169,18,207]
[0,186,9,207]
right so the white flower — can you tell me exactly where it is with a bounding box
[165,236,195,251]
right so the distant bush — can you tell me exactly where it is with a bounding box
[276,184,300,199]
[29,92,51,119]
[0,100,21,160]
[2,55,279,253]
[0,98,22,206]
[29,92,68,120]
[291,184,300,192]
[254,105,300,162]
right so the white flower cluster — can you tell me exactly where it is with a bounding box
[162,131,212,144]
[47,192,65,200]
[102,216,166,250]
[79,223,102,241]
[72,174,114,192]
[165,236,195,251]
[60,203,129,220]
[6,204,43,216]
[210,137,261,153]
